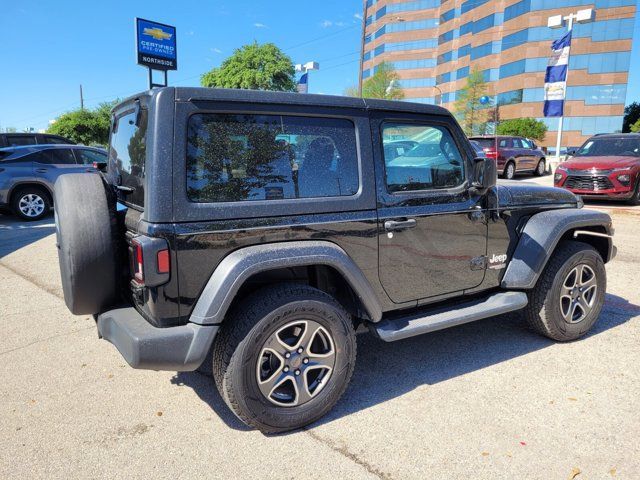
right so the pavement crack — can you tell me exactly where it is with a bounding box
[305,429,394,480]
[0,262,62,299]
[0,326,95,357]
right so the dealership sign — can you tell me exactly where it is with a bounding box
[136,18,177,70]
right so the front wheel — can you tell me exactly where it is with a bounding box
[627,179,640,206]
[212,283,357,433]
[524,241,606,341]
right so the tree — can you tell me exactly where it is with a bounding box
[454,67,489,136]
[631,118,640,133]
[47,100,118,145]
[201,42,296,92]
[623,101,640,133]
[361,62,404,100]
[497,118,548,142]
[343,85,360,97]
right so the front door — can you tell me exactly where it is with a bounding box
[33,148,91,188]
[374,115,488,304]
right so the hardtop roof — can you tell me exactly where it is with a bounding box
[117,86,453,117]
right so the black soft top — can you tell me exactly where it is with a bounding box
[117,86,453,117]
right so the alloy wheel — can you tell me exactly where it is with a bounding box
[18,193,45,218]
[506,163,515,179]
[256,320,335,407]
[559,264,598,323]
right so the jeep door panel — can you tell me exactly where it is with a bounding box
[371,113,488,303]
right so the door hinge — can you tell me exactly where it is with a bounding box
[470,255,487,271]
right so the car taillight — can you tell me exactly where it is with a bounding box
[157,249,170,274]
[129,236,170,287]
[131,239,144,285]
[483,149,497,159]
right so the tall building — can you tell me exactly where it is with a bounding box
[360,0,637,149]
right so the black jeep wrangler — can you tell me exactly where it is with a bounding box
[54,87,615,433]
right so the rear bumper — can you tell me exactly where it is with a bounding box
[97,307,219,371]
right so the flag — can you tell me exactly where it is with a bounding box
[297,73,308,94]
[543,31,571,117]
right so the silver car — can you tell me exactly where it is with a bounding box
[0,144,107,220]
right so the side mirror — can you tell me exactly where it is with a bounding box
[471,157,497,191]
[567,148,577,156]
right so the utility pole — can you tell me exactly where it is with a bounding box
[358,0,368,96]
[80,84,84,110]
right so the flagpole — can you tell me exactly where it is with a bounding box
[555,15,574,165]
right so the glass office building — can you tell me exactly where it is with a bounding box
[360,0,637,148]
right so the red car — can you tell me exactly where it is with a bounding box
[554,133,640,205]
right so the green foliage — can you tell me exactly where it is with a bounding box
[343,85,360,98]
[496,118,548,142]
[631,118,640,133]
[623,102,640,133]
[454,67,488,136]
[47,100,118,145]
[361,62,404,100]
[201,42,296,92]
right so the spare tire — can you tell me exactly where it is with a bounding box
[54,173,118,315]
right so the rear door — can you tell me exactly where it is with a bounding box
[33,148,89,190]
[373,112,488,304]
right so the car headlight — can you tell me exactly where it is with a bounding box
[554,172,564,183]
[617,174,630,184]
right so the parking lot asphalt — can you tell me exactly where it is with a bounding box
[1,176,639,479]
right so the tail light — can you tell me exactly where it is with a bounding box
[483,148,498,159]
[129,236,170,287]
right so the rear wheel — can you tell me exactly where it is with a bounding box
[212,283,356,433]
[11,186,51,221]
[503,161,516,180]
[524,241,606,341]
[534,158,546,176]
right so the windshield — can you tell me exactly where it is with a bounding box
[576,137,640,157]
[471,138,495,149]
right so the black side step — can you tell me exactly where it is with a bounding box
[373,291,528,342]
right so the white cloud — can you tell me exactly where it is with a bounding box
[253,22,267,28]
[321,19,348,28]
[354,13,363,20]
[211,47,222,53]
[186,30,194,36]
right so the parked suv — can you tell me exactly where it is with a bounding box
[470,135,546,179]
[54,88,615,433]
[0,144,106,220]
[0,133,74,148]
[554,133,640,205]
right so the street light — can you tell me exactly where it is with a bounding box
[547,8,594,168]
[295,61,319,94]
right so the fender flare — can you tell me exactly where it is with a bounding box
[188,240,383,325]
[501,208,613,290]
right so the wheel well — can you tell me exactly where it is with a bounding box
[225,265,368,326]
[10,183,53,206]
[559,226,610,262]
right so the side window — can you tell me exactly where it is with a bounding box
[37,148,77,165]
[499,138,509,148]
[186,113,359,202]
[7,135,37,146]
[512,138,523,148]
[381,123,465,192]
[44,136,71,145]
[77,149,107,165]
[521,138,532,149]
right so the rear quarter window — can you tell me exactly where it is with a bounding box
[108,108,148,208]
[186,113,359,203]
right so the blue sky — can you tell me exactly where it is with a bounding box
[1,0,639,132]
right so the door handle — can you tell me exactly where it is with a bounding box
[35,168,48,173]
[384,218,417,232]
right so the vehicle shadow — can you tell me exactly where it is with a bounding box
[0,213,55,259]
[171,292,638,433]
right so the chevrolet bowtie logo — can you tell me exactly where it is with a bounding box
[143,27,172,41]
